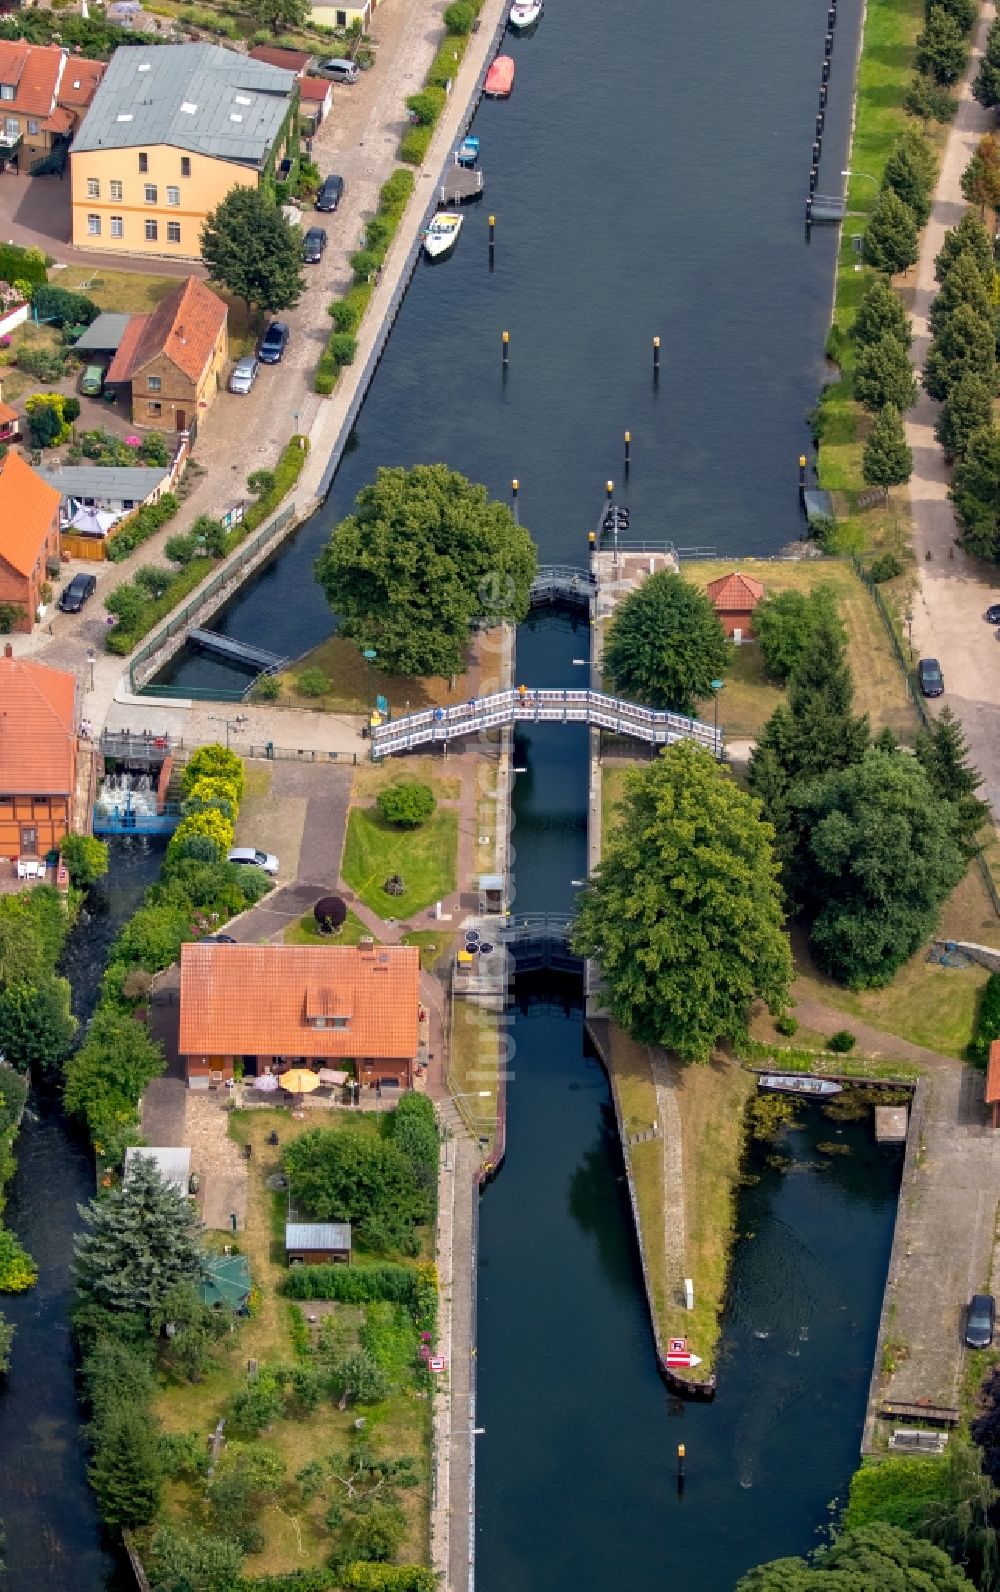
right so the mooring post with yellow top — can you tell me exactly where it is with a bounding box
[652,335,661,386]
[502,329,509,372]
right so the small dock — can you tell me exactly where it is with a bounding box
[189,629,289,674]
[439,165,484,204]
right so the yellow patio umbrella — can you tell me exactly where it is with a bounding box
[281,1069,322,1105]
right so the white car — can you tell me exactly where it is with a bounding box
[227,846,279,875]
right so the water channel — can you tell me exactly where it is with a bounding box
[0,840,164,1592]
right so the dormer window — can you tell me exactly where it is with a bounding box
[0,85,14,103]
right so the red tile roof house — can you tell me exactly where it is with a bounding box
[0,41,105,171]
[178,943,421,1090]
[0,451,62,632]
[705,570,765,641]
[106,276,228,433]
[0,643,79,864]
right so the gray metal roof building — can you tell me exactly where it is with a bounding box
[73,43,296,167]
[285,1222,352,1253]
[125,1145,192,1197]
[73,313,133,353]
[36,463,170,501]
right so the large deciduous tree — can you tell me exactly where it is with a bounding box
[950,423,1000,560]
[862,404,913,489]
[882,130,937,226]
[283,1126,432,1230]
[917,5,971,85]
[864,188,920,275]
[201,187,304,321]
[753,585,843,683]
[961,131,1000,218]
[314,464,537,678]
[572,742,792,1061]
[793,749,965,988]
[247,0,308,32]
[0,976,76,1077]
[974,14,1000,107]
[928,249,993,336]
[934,210,995,284]
[737,1523,973,1590]
[74,1157,205,1322]
[600,570,731,716]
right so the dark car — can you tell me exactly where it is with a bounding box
[316,174,345,213]
[257,321,290,364]
[303,225,328,263]
[199,933,237,944]
[986,604,1000,624]
[918,657,944,697]
[966,1293,996,1349]
[58,573,97,613]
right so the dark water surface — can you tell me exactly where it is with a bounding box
[0,840,164,1591]
[479,619,902,1591]
[161,0,863,693]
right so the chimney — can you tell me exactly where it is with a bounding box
[3,644,12,658]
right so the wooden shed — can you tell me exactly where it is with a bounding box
[986,1040,1000,1129]
[285,1221,352,1266]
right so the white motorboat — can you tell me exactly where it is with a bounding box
[424,211,464,260]
[757,1073,844,1097]
[509,0,542,30]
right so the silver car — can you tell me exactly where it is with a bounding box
[227,846,279,875]
[229,356,259,395]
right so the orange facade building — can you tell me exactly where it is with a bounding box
[0,644,78,859]
[0,452,62,632]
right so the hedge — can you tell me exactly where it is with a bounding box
[239,1570,436,1592]
[969,971,1000,1066]
[105,493,179,563]
[0,244,46,289]
[315,172,414,394]
[105,555,213,654]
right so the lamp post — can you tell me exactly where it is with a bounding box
[363,648,377,720]
[86,647,96,692]
[710,679,724,757]
[841,168,879,188]
[208,713,247,750]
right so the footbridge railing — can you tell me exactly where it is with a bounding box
[529,566,595,607]
[370,688,721,758]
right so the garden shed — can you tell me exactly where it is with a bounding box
[285,1221,352,1266]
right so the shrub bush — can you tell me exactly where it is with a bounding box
[281,1263,418,1304]
[443,0,474,32]
[31,284,99,327]
[376,781,436,828]
[775,1014,799,1037]
[16,344,67,382]
[827,1030,857,1053]
[405,87,445,127]
[296,667,329,698]
[315,353,338,395]
[105,493,179,563]
[330,331,358,366]
[426,33,468,89]
[350,248,383,282]
[0,244,46,289]
[870,551,904,583]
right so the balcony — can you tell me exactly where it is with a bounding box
[0,129,22,157]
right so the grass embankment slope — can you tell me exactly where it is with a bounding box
[817,0,941,555]
[153,1109,431,1576]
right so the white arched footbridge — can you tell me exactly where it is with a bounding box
[370,688,722,759]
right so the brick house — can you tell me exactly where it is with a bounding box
[178,943,421,1090]
[0,451,61,631]
[0,40,105,171]
[0,643,78,859]
[105,276,228,432]
[705,570,765,641]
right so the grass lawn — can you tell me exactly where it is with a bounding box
[402,928,455,971]
[283,907,377,946]
[449,1000,499,1149]
[353,758,460,803]
[685,558,919,742]
[342,805,457,917]
[153,1107,431,1575]
[277,635,484,717]
[57,263,181,313]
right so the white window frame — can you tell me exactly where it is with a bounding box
[4,116,18,139]
[110,215,124,238]
[144,218,158,241]
[110,179,122,200]
[87,213,101,236]
[143,183,157,204]
[0,85,14,103]
[26,119,38,136]
[166,185,180,207]
[86,177,99,198]
[167,221,181,244]
[147,375,161,392]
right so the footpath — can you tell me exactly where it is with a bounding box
[905,0,1000,819]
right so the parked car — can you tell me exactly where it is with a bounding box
[917,657,944,697]
[303,225,328,263]
[79,364,104,397]
[229,355,259,395]
[985,604,1000,624]
[199,933,237,943]
[966,1292,996,1349]
[227,846,279,875]
[58,573,97,613]
[316,174,345,213]
[311,57,359,84]
[257,322,290,364]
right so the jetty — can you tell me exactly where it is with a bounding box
[439,164,484,204]
[188,630,289,674]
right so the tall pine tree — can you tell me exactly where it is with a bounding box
[915,704,990,854]
[74,1158,205,1322]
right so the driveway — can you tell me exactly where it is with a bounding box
[905,0,1000,817]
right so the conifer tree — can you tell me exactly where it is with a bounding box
[854,335,918,413]
[864,189,920,275]
[951,424,1000,560]
[851,278,912,349]
[935,371,994,459]
[862,404,913,488]
[929,250,993,336]
[88,1404,164,1529]
[973,14,1000,107]
[934,210,994,284]
[74,1158,205,1322]
[915,705,990,854]
[923,303,996,401]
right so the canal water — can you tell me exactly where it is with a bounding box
[159,0,863,694]
[0,840,164,1592]
[477,618,902,1590]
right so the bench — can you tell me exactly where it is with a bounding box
[889,1428,949,1454]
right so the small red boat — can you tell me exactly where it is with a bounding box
[484,55,516,97]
